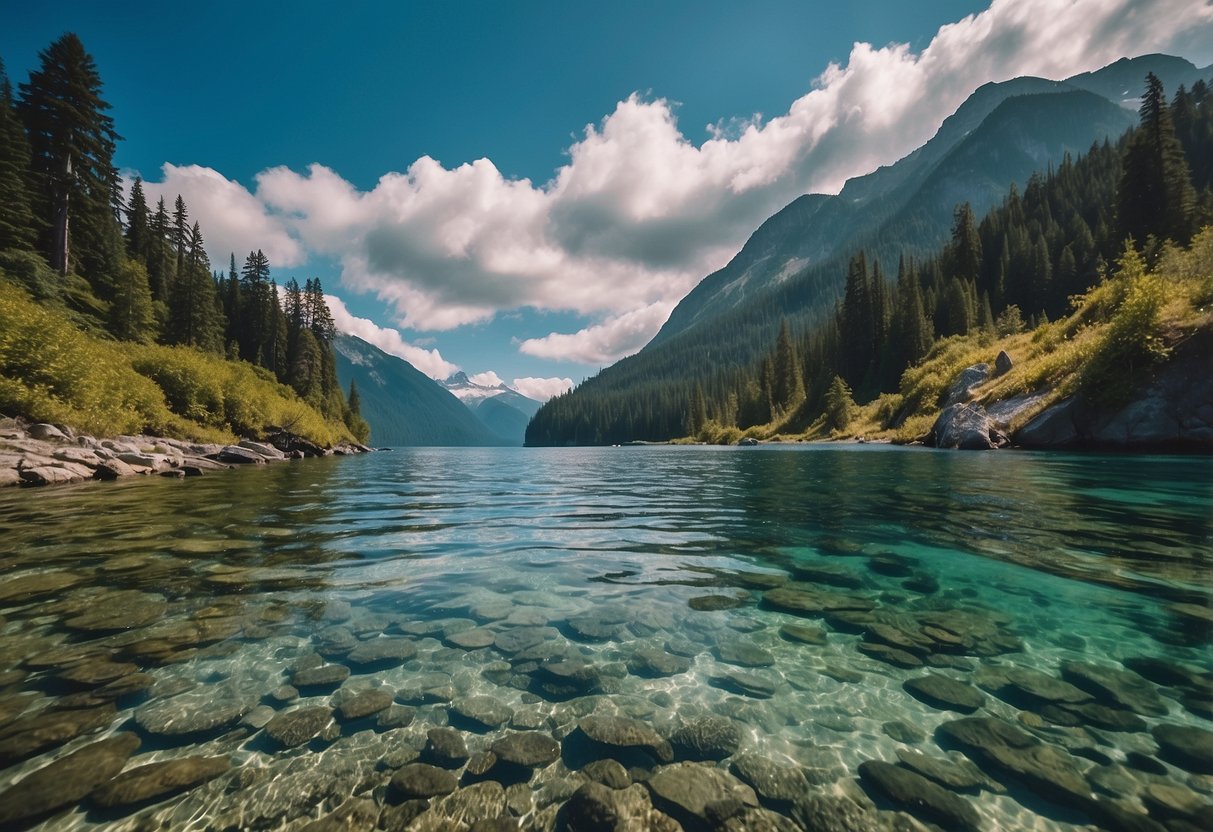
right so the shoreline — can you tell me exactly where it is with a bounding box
[0,417,370,489]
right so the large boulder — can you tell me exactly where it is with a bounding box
[943,364,990,407]
[929,403,1008,450]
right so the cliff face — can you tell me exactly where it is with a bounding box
[927,330,1213,453]
[1014,332,1213,452]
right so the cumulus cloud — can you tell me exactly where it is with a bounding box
[518,302,677,365]
[512,377,574,402]
[138,164,305,268]
[140,0,1213,366]
[326,295,459,379]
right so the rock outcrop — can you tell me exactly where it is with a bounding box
[0,417,370,487]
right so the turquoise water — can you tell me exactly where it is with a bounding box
[0,445,1210,830]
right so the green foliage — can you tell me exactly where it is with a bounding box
[0,276,353,444]
[0,59,36,252]
[1119,73,1197,247]
[108,258,156,343]
[0,248,60,300]
[994,304,1025,336]
[823,375,856,432]
[1079,246,1171,404]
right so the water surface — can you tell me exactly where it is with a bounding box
[0,445,1210,830]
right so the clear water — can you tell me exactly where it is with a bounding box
[0,445,1211,830]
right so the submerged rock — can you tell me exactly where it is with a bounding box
[645,762,759,829]
[903,674,985,713]
[669,716,742,762]
[451,695,514,731]
[858,760,980,831]
[264,706,332,748]
[729,753,810,806]
[714,640,775,668]
[491,731,560,768]
[0,733,140,827]
[1151,724,1213,774]
[135,694,250,738]
[91,755,231,808]
[626,646,691,678]
[571,714,674,765]
[332,688,394,721]
[424,727,470,768]
[391,762,458,799]
[709,670,777,699]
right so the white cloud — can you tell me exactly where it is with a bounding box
[138,164,305,269]
[467,371,505,388]
[512,377,574,402]
[518,302,676,365]
[325,294,459,379]
[138,0,1213,367]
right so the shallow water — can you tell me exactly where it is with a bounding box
[0,445,1211,830]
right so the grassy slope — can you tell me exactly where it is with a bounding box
[685,229,1213,445]
[0,277,355,446]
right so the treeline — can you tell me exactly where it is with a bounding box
[527,74,1211,445]
[0,34,368,442]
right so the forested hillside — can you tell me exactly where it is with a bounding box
[0,34,367,445]
[527,72,1212,445]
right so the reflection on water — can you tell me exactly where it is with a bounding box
[0,445,1210,831]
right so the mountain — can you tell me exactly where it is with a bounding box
[439,372,541,445]
[528,54,1211,446]
[333,335,506,446]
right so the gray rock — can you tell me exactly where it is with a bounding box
[882,720,925,744]
[669,716,742,762]
[778,623,827,645]
[64,589,167,631]
[333,688,394,721]
[1060,660,1168,716]
[445,628,496,649]
[645,762,758,828]
[895,748,1004,794]
[290,663,350,690]
[91,755,230,808]
[346,637,418,668]
[0,703,116,766]
[582,759,631,790]
[762,586,874,615]
[0,733,139,826]
[936,717,1091,809]
[491,731,560,768]
[136,694,250,737]
[1152,723,1213,774]
[997,666,1092,704]
[729,753,810,805]
[451,695,515,731]
[28,423,68,441]
[714,641,775,668]
[903,674,985,713]
[264,706,332,748]
[943,364,990,407]
[424,727,469,767]
[626,647,691,678]
[858,760,980,831]
[709,670,777,699]
[391,762,458,799]
[790,794,886,832]
[574,714,674,764]
[215,445,266,464]
[994,350,1013,376]
[929,402,1008,450]
[688,595,746,611]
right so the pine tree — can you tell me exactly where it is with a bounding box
[166,221,222,351]
[108,258,156,342]
[950,202,982,284]
[124,176,150,263]
[771,319,803,413]
[238,249,272,364]
[17,33,121,281]
[1119,73,1196,246]
[147,196,171,303]
[0,58,36,252]
[172,194,188,275]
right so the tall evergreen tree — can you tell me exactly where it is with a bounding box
[1119,73,1196,246]
[124,176,150,263]
[770,319,803,414]
[108,258,156,342]
[172,194,188,275]
[166,221,221,351]
[0,58,36,252]
[17,33,121,281]
[147,195,171,303]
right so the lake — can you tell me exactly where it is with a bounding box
[0,445,1211,830]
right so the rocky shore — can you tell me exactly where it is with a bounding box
[0,417,371,488]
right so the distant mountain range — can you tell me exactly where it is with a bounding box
[333,335,506,447]
[529,53,1212,445]
[332,336,540,446]
[440,372,542,445]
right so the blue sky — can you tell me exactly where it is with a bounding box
[5,1,1211,398]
